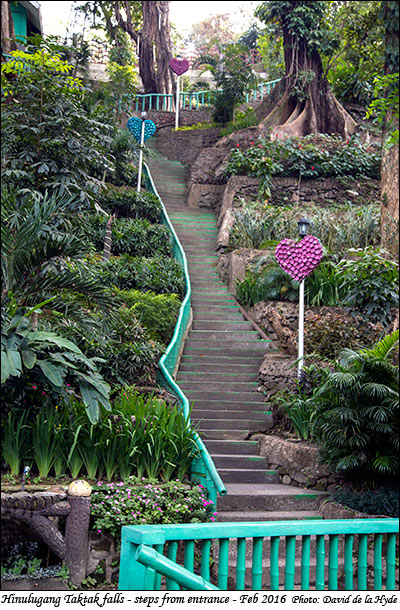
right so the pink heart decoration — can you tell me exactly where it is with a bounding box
[275,235,323,283]
[169,57,190,76]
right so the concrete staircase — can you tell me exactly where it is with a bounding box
[147,147,328,528]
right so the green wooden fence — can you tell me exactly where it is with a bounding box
[119,519,399,591]
[143,164,226,510]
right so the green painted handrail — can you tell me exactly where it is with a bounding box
[135,545,220,591]
[142,163,227,508]
[119,519,399,591]
[118,79,282,114]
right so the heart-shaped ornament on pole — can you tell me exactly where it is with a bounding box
[169,57,190,76]
[169,57,190,130]
[127,116,156,142]
[276,233,322,378]
[275,235,322,283]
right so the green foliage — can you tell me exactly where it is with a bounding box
[1,41,114,203]
[330,488,399,517]
[337,248,399,325]
[176,122,218,132]
[98,188,162,222]
[305,311,385,359]
[1,308,111,424]
[236,264,299,309]
[93,255,185,296]
[328,61,375,106]
[2,390,201,484]
[225,136,381,185]
[220,106,259,136]
[1,411,29,476]
[91,478,215,540]
[366,73,399,147]
[113,289,180,344]
[229,203,380,256]
[83,214,171,257]
[212,44,258,124]
[312,331,399,484]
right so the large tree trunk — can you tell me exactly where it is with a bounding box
[259,20,357,140]
[1,1,18,56]
[115,1,174,94]
[380,115,399,258]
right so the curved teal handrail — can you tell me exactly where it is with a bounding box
[143,163,227,506]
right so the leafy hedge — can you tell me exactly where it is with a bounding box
[330,488,399,517]
[83,214,171,258]
[98,188,162,222]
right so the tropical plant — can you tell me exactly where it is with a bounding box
[1,40,114,202]
[1,307,111,424]
[337,248,399,325]
[98,188,162,222]
[313,331,399,484]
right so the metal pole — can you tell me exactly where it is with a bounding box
[175,75,180,130]
[137,114,146,193]
[298,279,305,378]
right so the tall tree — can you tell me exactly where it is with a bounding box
[379,1,399,258]
[77,1,174,94]
[255,1,357,139]
[1,0,17,55]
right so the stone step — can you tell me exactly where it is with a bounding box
[192,409,271,421]
[179,363,260,373]
[181,355,262,365]
[192,321,254,331]
[192,312,244,321]
[216,511,323,522]
[203,440,259,455]
[183,346,270,358]
[200,429,252,440]
[218,484,328,512]
[180,380,259,391]
[190,400,269,411]
[187,331,262,342]
[210,454,269,469]
[195,419,273,432]
[184,390,264,402]
[217,469,279,484]
[179,372,259,382]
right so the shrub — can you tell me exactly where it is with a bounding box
[1,390,201,484]
[225,135,381,183]
[236,264,299,308]
[312,331,399,485]
[330,488,399,517]
[98,188,162,222]
[229,204,380,255]
[337,248,399,325]
[305,311,384,359]
[113,289,181,345]
[91,479,216,539]
[82,215,171,258]
[94,255,185,296]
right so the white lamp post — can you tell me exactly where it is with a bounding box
[136,111,147,193]
[297,217,310,378]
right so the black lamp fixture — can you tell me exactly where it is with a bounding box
[298,217,310,238]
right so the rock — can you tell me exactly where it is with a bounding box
[217,209,236,249]
[67,480,92,497]
[282,475,292,485]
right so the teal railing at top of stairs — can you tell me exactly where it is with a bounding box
[119,518,399,591]
[143,163,227,508]
[118,78,282,114]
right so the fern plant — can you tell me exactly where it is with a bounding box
[313,330,399,485]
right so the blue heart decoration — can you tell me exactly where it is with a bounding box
[127,116,156,142]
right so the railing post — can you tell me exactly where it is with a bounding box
[119,539,147,590]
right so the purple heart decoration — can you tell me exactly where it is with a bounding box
[275,235,323,283]
[169,57,190,76]
[127,116,156,142]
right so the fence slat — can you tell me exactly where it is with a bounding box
[328,534,339,590]
[316,535,325,590]
[344,534,354,590]
[386,533,397,590]
[285,536,296,590]
[252,537,263,590]
[301,535,311,590]
[374,534,383,591]
[166,541,180,590]
[201,539,211,582]
[218,539,229,589]
[154,543,163,590]
[270,536,280,590]
[358,534,368,591]
[236,538,246,590]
